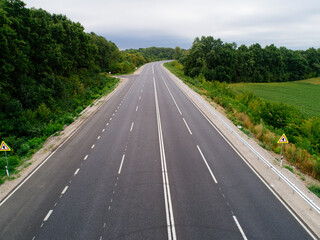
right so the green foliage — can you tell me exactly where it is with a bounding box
[0,0,128,182]
[184,36,320,83]
[232,80,320,118]
[308,185,320,198]
[165,61,320,180]
[124,47,175,62]
[284,165,294,172]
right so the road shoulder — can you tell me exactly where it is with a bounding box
[0,76,129,202]
[162,64,320,238]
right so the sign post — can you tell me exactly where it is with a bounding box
[0,141,11,176]
[277,134,289,167]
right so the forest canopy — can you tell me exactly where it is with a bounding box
[0,0,175,180]
[180,36,320,83]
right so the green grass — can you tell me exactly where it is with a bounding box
[308,185,320,198]
[284,165,294,172]
[232,78,320,118]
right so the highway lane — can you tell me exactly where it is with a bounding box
[0,62,315,239]
[154,62,314,239]
[157,62,316,239]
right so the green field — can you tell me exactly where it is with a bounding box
[232,78,320,118]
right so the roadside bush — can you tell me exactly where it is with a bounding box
[165,61,320,180]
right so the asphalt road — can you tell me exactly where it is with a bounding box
[0,62,315,239]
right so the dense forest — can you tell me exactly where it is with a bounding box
[124,47,175,62]
[180,36,320,83]
[0,0,174,181]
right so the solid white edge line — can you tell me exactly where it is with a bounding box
[118,154,125,174]
[43,210,53,222]
[130,122,134,132]
[233,216,248,240]
[0,72,125,207]
[154,77,177,240]
[61,186,68,195]
[163,65,317,240]
[161,76,182,115]
[196,145,218,184]
[182,118,192,135]
[74,168,80,176]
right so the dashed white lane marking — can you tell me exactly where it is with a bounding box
[102,129,105,132]
[162,76,182,115]
[100,236,103,240]
[91,144,95,149]
[233,216,248,240]
[141,89,143,93]
[40,223,44,228]
[54,202,57,207]
[136,106,139,111]
[43,210,53,222]
[106,123,109,126]
[84,155,88,160]
[103,223,106,228]
[197,145,218,184]
[32,236,35,240]
[118,154,125,174]
[183,118,192,135]
[74,168,80,176]
[110,118,112,121]
[130,122,134,132]
[61,186,68,194]
[97,136,101,140]
[112,113,115,116]
[139,96,141,100]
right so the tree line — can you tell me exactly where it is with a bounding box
[165,61,320,179]
[0,0,174,181]
[179,36,320,83]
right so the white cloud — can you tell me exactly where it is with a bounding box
[23,0,320,49]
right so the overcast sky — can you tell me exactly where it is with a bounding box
[24,0,320,50]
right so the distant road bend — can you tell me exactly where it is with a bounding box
[0,62,316,239]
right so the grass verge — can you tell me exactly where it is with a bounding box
[0,75,119,185]
[164,61,320,197]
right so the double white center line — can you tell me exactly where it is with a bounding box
[154,77,177,240]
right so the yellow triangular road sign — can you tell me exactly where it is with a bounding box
[277,134,289,144]
[0,141,11,151]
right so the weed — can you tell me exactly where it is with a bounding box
[284,165,294,172]
[308,185,320,198]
